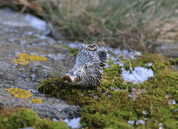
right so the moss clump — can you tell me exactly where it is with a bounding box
[36,78,100,107]
[14,53,48,65]
[36,53,178,128]
[0,106,69,129]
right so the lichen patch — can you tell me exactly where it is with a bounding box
[14,53,48,65]
[6,87,33,99]
[31,99,43,104]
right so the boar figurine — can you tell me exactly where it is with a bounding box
[62,44,107,87]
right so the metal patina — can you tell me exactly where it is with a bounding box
[63,44,107,87]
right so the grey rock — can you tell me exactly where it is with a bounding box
[8,38,17,42]
[0,8,82,123]
[27,89,40,94]
[30,68,35,72]
[20,74,27,79]
[62,107,82,119]
[0,98,5,107]
[30,74,36,81]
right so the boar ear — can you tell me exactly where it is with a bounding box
[86,44,98,51]
[97,49,107,67]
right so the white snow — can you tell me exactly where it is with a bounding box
[134,51,142,56]
[159,123,163,129]
[113,48,142,60]
[54,117,82,129]
[25,14,50,34]
[127,120,135,125]
[121,66,154,84]
[63,117,82,129]
[168,99,176,105]
[0,8,50,34]
[68,42,83,48]
[142,110,148,115]
[146,62,153,66]
[136,119,146,125]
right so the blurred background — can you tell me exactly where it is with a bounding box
[1,0,178,56]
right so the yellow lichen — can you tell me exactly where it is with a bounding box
[6,87,33,99]
[31,99,43,104]
[6,88,43,104]
[14,53,48,65]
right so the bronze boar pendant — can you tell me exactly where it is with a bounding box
[62,44,107,87]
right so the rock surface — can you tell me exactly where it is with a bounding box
[0,9,81,122]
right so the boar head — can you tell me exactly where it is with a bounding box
[62,44,107,87]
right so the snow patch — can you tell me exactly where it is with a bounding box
[25,14,50,35]
[63,117,82,129]
[121,66,154,84]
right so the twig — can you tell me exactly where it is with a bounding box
[150,99,153,115]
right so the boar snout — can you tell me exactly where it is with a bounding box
[63,74,76,85]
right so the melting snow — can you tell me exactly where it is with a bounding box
[54,117,82,129]
[25,14,50,35]
[67,42,83,48]
[0,8,50,34]
[63,117,82,129]
[121,66,154,84]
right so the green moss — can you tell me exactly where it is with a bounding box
[81,91,135,128]
[36,53,178,128]
[0,107,69,129]
[36,78,102,107]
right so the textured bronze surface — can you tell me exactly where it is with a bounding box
[62,44,107,87]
